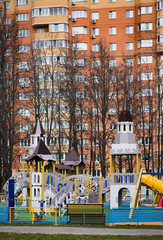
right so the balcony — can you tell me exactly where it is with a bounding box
[32,0,68,8]
[32,15,68,27]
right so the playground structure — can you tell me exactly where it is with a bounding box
[2,107,163,224]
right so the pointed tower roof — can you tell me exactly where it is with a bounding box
[63,149,81,166]
[32,117,45,135]
[26,139,56,161]
[119,95,132,122]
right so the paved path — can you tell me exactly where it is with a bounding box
[0,226,163,235]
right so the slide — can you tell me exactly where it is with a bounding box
[141,175,163,193]
[157,194,163,208]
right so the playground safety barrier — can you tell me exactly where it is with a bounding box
[9,207,58,225]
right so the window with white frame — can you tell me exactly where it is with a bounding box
[50,136,69,145]
[50,23,68,33]
[157,84,163,94]
[95,170,100,177]
[33,39,68,49]
[138,22,152,31]
[126,58,133,66]
[93,139,99,146]
[92,91,100,99]
[158,68,163,77]
[92,123,99,131]
[73,75,87,83]
[75,123,88,131]
[72,26,87,35]
[73,59,87,67]
[92,107,100,115]
[109,107,116,115]
[18,108,30,117]
[109,27,116,35]
[109,43,117,51]
[18,45,30,53]
[138,137,152,145]
[109,0,116,2]
[92,28,99,36]
[18,29,29,37]
[5,1,10,9]
[5,48,11,56]
[73,43,87,51]
[109,122,116,130]
[92,44,99,52]
[77,139,88,146]
[138,121,152,129]
[138,105,153,113]
[109,91,117,99]
[18,124,30,132]
[126,10,133,18]
[138,56,152,64]
[18,139,30,147]
[139,88,153,97]
[92,0,99,3]
[5,17,10,25]
[5,63,11,71]
[126,26,133,34]
[75,107,88,115]
[37,28,44,33]
[92,12,99,20]
[92,60,100,68]
[157,34,163,43]
[17,61,29,70]
[17,0,28,5]
[138,6,152,15]
[18,92,30,100]
[18,77,30,87]
[93,76,99,83]
[109,59,116,67]
[32,7,68,17]
[17,13,29,21]
[6,33,11,40]
[126,75,133,82]
[109,75,117,83]
[138,72,153,81]
[72,10,87,18]
[76,90,87,99]
[126,42,133,50]
[157,1,163,10]
[109,11,116,19]
[79,154,88,162]
[138,39,153,48]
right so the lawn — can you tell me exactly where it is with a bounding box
[0,233,163,240]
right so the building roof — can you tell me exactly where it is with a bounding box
[32,117,45,135]
[119,95,133,122]
[63,149,81,166]
[26,139,56,162]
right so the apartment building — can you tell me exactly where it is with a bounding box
[1,0,162,176]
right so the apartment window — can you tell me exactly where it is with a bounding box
[6,33,11,40]
[50,24,68,33]
[138,105,153,113]
[50,136,69,145]
[157,1,163,10]
[92,107,100,115]
[92,12,99,20]
[109,123,116,130]
[73,75,88,83]
[72,10,87,18]
[109,27,116,35]
[92,123,99,131]
[33,40,68,49]
[76,91,87,99]
[109,43,117,51]
[37,28,44,33]
[126,58,133,66]
[126,10,133,18]
[138,39,153,48]
[32,7,68,17]
[92,44,99,52]
[109,0,116,2]
[93,76,99,83]
[158,68,163,77]
[138,72,153,81]
[18,77,29,87]
[75,107,88,115]
[79,154,88,162]
[18,108,30,117]
[18,124,30,132]
[92,0,99,3]
[138,23,152,31]
[93,139,99,146]
[18,29,29,37]
[109,11,116,19]
[92,28,99,36]
[139,137,152,145]
[109,91,117,99]
[73,59,87,67]
[126,26,133,34]
[18,45,30,53]
[5,64,11,71]
[138,121,152,129]
[72,26,87,35]
[157,84,163,95]
[157,34,163,43]
[109,75,117,83]
[139,88,153,97]
[17,0,28,5]
[73,43,87,50]
[109,59,116,67]
[4,1,10,9]
[138,56,152,64]
[109,107,116,115]
[19,140,30,147]
[138,6,152,15]
[17,13,29,21]
[18,92,30,100]
[75,123,88,131]
[126,75,133,82]
[92,91,100,99]
[126,42,133,50]
[5,17,10,25]
[77,139,88,146]
[17,61,29,70]
[5,48,11,56]
[92,60,100,68]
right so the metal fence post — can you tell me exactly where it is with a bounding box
[55,207,57,225]
[32,208,34,224]
[137,208,139,226]
[83,208,85,225]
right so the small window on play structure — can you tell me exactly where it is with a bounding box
[38,189,40,197]
[34,188,36,197]
[32,137,34,144]
[37,136,39,143]
[34,174,36,183]
[124,124,126,131]
[38,174,40,183]
[129,124,131,131]
[119,125,120,131]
